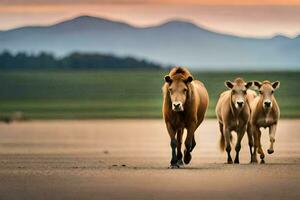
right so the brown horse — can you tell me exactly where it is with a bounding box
[248,80,280,163]
[215,78,253,164]
[162,67,209,168]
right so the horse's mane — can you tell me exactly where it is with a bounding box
[234,77,245,84]
[162,67,192,107]
[262,80,271,85]
[169,67,191,80]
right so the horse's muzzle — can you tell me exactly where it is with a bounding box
[172,101,184,112]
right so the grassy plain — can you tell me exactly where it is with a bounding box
[0,70,299,119]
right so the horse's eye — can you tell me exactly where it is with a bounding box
[271,90,274,94]
[168,88,173,92]
[183,88,187,92]
[259,91,263,94]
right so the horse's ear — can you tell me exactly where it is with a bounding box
[184,76,193,84]
[225,80,234,89]
[253,81,262,89]
[164,75,172,84]
[272,81,280,90]
[245,81,252,89]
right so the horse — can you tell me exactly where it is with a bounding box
[215,78,253,164]
[162,67,209,168]
[248,80,280,163]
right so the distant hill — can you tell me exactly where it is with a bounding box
[0,51,162,70]
[0,15,299,70]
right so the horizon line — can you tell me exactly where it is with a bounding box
[1,14,299,40]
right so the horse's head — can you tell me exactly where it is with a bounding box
[253,80,280,110]
[225,78,252,110]
[164,68,193,112]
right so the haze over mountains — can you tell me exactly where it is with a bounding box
[0,15,299,70]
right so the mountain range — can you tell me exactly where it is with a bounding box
[0,15,299,70]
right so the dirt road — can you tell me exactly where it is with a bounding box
[0,119,299,199]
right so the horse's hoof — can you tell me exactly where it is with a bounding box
[250,159,258,164]
[234,156,239,164]
[267,149,274,154]
[184,151,192,164]
[260,159,265,164]
[250,156,258,163]
[234,159,239,164]
[169,164,180,169]
[177,159,184,166]
[227,159,233,164]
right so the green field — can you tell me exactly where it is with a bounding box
[0,70,299,119]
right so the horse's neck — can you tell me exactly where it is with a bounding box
[229,95,238,118]
[230,97,244,119]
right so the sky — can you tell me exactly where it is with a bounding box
[0,0,300,38]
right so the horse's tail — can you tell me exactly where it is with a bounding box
[219,132,225,151]
[219,132,232,151]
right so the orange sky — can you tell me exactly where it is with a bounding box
[0,1,300,37]
[1,0,300,5]
[161,0,300,5]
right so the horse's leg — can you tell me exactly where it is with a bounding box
[267,124,277,154]
[247,124,255,163]
[256,128,265,164]
[219,123,224,135]
[176,128,184,166]
[166,123,178,168]
[252,125,259,163]
[190,135,196,152]
[234,126,246,164]
[218,123,226,150]
[184,125,196,164]
[224,126,233,164]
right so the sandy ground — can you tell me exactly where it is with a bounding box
[0,119,299,200]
